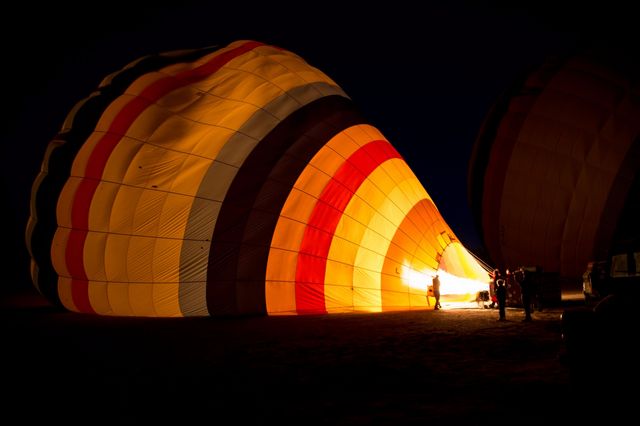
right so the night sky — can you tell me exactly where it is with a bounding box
[1,1,632,293]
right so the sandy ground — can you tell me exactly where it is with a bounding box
[0,288,633,425]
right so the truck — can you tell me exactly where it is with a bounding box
[581,248,639,305]
[561,245,640,382]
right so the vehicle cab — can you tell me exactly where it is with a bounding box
[582,260,607,305]
[608,250,640,293]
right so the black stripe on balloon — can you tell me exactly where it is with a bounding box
[206,95,364,316]
[27,46,220,308]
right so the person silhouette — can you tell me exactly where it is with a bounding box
[432,274,441,310]
[516,267,532,321]
[494,269,507,320]
[488,269,498,309]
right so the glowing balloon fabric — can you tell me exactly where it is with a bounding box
[27,40,488,316]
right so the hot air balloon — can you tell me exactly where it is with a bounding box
[468,44,640,281]
[27,40,490,317]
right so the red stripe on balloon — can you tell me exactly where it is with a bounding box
[65,41,264,313]
[295,140,401,314]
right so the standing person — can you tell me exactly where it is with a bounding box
[495,269,507,321]
[489,269,499,308]
[516,267,532,321]
[533,269,543,312]
[505,268,514,303]
[432,273,442,310]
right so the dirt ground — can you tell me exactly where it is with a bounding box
[0,288,633,425]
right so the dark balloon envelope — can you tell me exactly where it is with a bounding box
[26,40,490,317]
[469,44,640,279]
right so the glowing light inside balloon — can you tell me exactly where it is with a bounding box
[437,270,489,296]
[402,264,489,295]
[400,262,431,291]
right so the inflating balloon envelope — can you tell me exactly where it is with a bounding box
[27,40,490,317]
[468,45,640,280]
